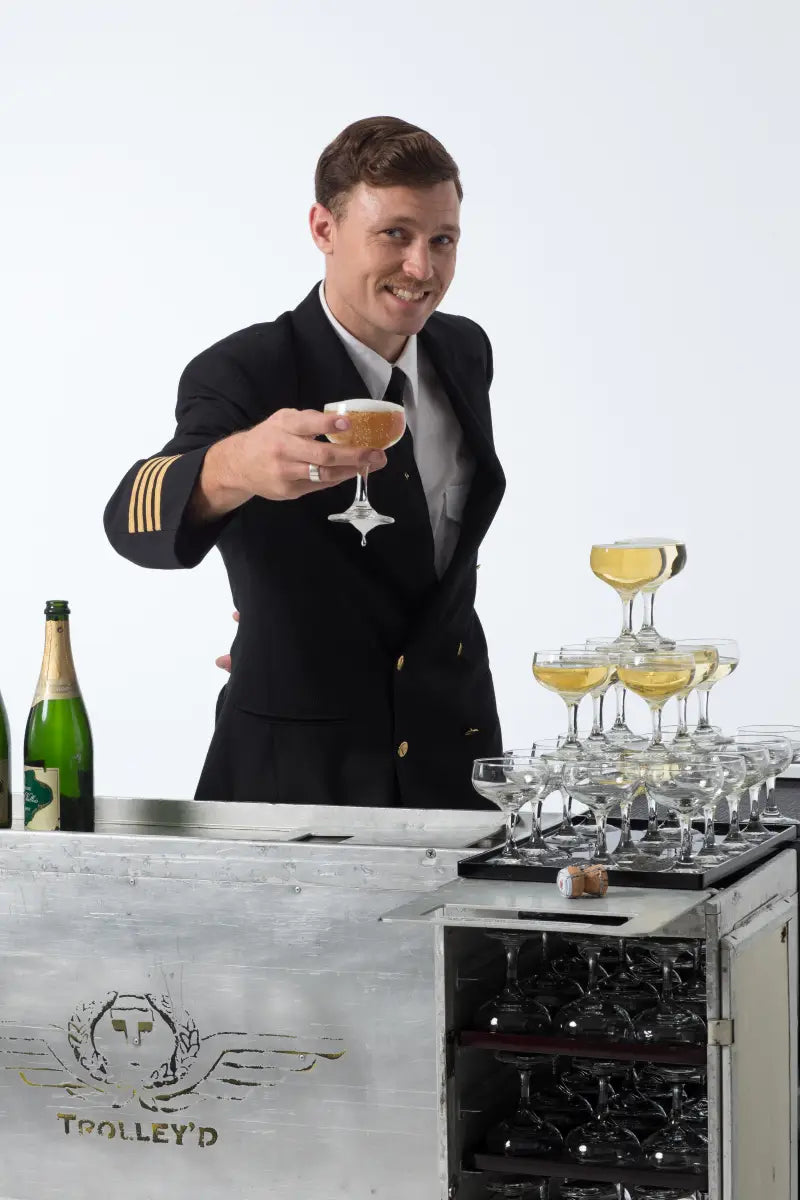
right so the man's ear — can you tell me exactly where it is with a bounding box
[309,203,336,255]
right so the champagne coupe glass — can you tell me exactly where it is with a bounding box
[565,1062,642,1166]
[738,725,800,828]
[475,932,552,1035]
[643,757,725,869]
[472,757,534,863]
[502,756,554,862]
[532,651,612,752]
[561,643,613,745]
[586,638,648,748]
[641,1071,707,1173]
[563,754,643,863]
[483,1052,564,1157]
[534,739,594,853]
[590,541,668,647]
[560,1185,622,1200]
[530,1055,594,1134]
[680,639,739,741]
[521,933,585,1013]
[671,645,719,745]
[692,752,746,864]
[733,734,792,842]
[617,652,697,754]
[719,743,769,853]
[608,1065,668,1140]
[614,537,687,648]
[486,1179,549,1200]
[634,941,707,1046]
[599,939,660,1018]
[324,398,405,545]
[554,940,635,1041]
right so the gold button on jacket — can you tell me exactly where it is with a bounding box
[397,741,409,758]
[396,655,405,671]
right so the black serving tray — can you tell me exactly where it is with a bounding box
[457,818,797,889]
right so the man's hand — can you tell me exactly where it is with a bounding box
[215,610,240,673]
[191,409,388,522]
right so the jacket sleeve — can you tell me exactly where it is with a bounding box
[103,347,261,570]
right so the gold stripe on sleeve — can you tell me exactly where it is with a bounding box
[127,459,162,534]
[135,457,168,533]
[150,455,180,532]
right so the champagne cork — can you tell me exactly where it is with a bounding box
[556,863,609,899]
[557,865,586,898]
[582,864,609,897]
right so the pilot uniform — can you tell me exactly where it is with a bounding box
[103,283,506,808]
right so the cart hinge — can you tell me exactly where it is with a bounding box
[708,1018,734,1046]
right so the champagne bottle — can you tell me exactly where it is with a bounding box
[24,601,94,832]
[0,687,10,828]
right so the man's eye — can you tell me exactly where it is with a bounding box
[383,229,405,239]
[434,235,454,246]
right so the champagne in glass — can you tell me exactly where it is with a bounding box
[678,638,739,741]
[590,543,667,647]
[616,652,697,753]
[615,537,687,648]
[671,643,719,744]
[532,651,612,751]
[324,399,406,545]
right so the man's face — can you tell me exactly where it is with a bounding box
[310,180,460,360]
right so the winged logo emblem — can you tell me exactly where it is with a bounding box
[0,991,345,1113]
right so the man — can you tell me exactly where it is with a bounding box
[104,116,506,808]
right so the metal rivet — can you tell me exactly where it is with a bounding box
[294,886,302,894]
[425,848,436,859]
[129,878,136,886]
[404,472,410,480]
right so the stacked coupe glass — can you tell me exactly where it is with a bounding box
[473,538,800,874]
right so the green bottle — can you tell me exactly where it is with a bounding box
[0,687,10,828]
[24,601,94,832]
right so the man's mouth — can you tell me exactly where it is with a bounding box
[384,284,430,304]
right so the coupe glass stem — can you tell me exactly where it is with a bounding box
[564,701,580,746]
[530,799,548,851]
[618,798,634,851]
[701,803,716,853]
[670,1081,683,1121]
[662,958,674,1005]
[639,591,657,640]
[589,693,605,741]
[504,938,521,996]
[586,950,598,992]
[675,695,690,739]
[596,1074,610,1118]
[503,807,521,859]
[762,775,781,819]
[611,683,628,732]
[642,786,663,843]
[724,792,746,847]
[649,703,666,748]
[594,807,610,860]
[747,784,762,829]
[619,594,635,641]
[677,813,693,863]
[518,1065,532,1108]
[354,470,369,505]
[695,687,713,733]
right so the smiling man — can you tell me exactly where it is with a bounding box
[103,116,506,808]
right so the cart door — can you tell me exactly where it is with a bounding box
[719,890,798,1200]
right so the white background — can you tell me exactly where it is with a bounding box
[2,0,799,799]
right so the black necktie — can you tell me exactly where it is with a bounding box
[383,365,407,408]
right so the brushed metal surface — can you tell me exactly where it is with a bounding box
[0,822,474,1200]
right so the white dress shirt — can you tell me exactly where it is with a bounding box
[318,282,475,577]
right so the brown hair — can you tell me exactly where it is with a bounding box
[315,116,463,218]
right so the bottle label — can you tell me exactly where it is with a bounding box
[0,759,8,825]
[24,766,60,830]
[32,622,80,706]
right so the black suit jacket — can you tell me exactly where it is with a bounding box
[104,284,506,807]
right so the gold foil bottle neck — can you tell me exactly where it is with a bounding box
[32,620,81,706]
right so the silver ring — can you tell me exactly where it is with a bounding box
[308,463,321,483]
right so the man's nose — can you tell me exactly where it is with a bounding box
[403,241,432,282]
